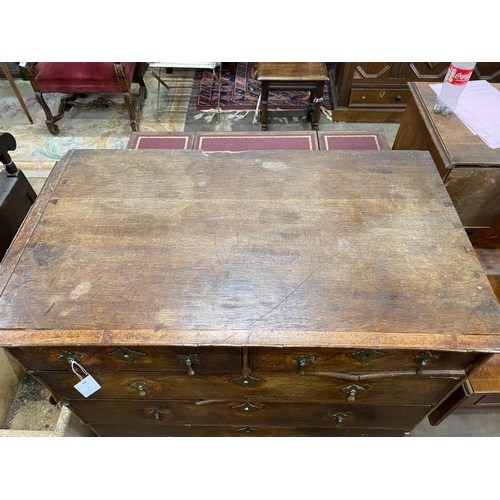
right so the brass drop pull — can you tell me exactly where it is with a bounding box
[411,351,439,375]
[342,384,365,403]
[332,412,349,428]
[129,381,152,397]
[292,354,316,376]
[178,354,200,376]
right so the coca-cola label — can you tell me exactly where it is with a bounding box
[445,64,474,85]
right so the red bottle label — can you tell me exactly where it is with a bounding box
[445,64,474,85]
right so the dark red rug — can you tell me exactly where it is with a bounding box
[127,131,389,151]
[318,131,390,151]
[194,132,318,151]
[196,62,332,112]
[127,132,195,150]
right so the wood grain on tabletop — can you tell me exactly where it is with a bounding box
[1,149,500,350]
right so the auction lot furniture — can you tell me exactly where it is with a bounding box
[20,62,147,135]
[392,81,500,231]
[255,63,328,131]
[0,133,37,261]
[427,224,500,424]
[330,63,500,122]
[1,149,500,437]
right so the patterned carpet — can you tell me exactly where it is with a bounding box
[0,70,191,162]
[196,62,332,112]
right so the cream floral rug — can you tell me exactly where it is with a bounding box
[0,68,200,163]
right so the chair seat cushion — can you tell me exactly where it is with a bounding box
[34,62,136,93]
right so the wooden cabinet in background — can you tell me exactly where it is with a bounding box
[329,62,500,122]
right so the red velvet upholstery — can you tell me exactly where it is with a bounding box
[34,62,136,93]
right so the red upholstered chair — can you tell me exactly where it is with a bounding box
[20,62,147,135]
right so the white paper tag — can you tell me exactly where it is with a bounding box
[74,375,101,398]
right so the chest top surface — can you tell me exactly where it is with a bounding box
[411,81,500,167]
[1,149,500,351]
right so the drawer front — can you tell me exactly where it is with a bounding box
[8,346,242,374]
[91,424,408,437]
[250,347,480,375]
[68,399,430,429]
[40,371,460,405]
[349,89,410,107]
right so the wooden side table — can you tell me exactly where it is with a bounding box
[255,62,328,131]
[392,81,500,230]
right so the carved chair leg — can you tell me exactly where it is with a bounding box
[134,64,148,100]
[35,92,60,135]
[123,92,139,132]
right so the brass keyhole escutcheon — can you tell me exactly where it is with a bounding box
[148,409,167,422]
[129,381,152,397]
[342,384,365,403]
[178,354,200,376]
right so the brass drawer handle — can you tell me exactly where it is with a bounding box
[178,354,200,376]
[292,354,316,376]
[129,381,151,396]
[57,350,84,363]
[342,384,365,403]
[331,412,349,428]
[411,351,439,375]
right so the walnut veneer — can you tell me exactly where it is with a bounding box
[1,149,500,436]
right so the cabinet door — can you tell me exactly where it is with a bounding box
[353,63,396,82]
[474,63,500,82]
[403,63,450,80]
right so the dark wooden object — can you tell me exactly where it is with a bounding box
[1,149,500,437]
[428,221,500,425]
[255,63,328,131]
[0,62,33,123]
[330,62,500,122]
[392,81,500,230]
[0,133,37,261]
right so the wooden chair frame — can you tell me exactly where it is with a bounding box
[21,62,147,135]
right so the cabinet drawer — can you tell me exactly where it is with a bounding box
[91,424,408,437]
[8,346,242,374]
[349,89,410,107]
[40,371,460,405]
[68,399,430,429]
[250,347,480,375]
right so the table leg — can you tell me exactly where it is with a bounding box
[0,62,34,124]
[260,81,269,131]
[311,81,324,131]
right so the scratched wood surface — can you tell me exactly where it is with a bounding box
[1,149,500,350]
[408,82,500,168]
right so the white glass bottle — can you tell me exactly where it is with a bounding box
[434,62,476,116]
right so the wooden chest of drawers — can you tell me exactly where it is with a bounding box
[2,149,500,437]
[392,82,500,230]
[330,62,500,122]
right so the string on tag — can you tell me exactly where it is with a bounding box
[70,359,90,381]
